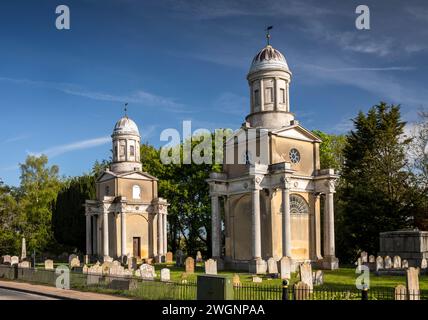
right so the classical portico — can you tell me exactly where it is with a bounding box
[85,116,169,262]
[207,40,339,272]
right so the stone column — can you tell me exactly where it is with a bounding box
[323,194,330,257]
[327,192,335,256]
[86,213,92,255]
[313,193,322,260]
[211,195,221,257]
[252,188,261,259]
[163,212,168,254]
[282,187,291,257]
[121,212,126,257]
[158,212,164,258]
[103,210,109,257]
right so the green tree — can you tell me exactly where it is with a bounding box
[312,130,347,171]
[0,180,20,255]
[17,155,61,252]
[52,174,96,251]
[338,102,414,262]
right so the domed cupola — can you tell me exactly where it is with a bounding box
[110,115,142,173]
[246,31,294,129]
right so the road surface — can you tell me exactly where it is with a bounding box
[0,287,58,300]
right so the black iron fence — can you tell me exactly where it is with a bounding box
[1,265,427,300]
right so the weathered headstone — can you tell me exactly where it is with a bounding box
[369,255,375,263]
[313,270,324,286]
[232,274,241,286]
[356,257,362,267]
[11,256,19,266]
[44,259,54,270]
[196,251,203,263]
[299,262,313,290]
[361,251,368,263]
[394,284,407,300]
[160,268,170,282]
[68,254,78,265]
[109,264,125,277]
[103,256,113,263]
[128,257,137,271]
[166,252,173,263]
[384,256,392,269]
[21,238,27,260]
[138,264,156,279]
[101,261,113,275]
[280,256,291,280]
[175,250,184,267]
[294,281,310,300]
[267,257,278,275]
[402,259,409,269]
[406,267,420,300]
[393,256,401,269]
[421,258,427,269]
[252,276,262,283]
[70,257,81,269]
[18,261,30,268]
[204,259,217,275]
[1,255,11,265]
[185,257,195,274]
[112,260,121,267]
[376,256,384,271]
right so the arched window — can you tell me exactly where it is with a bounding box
[289,194,309,214]
[132,185,141,199]
[130,145,135,157]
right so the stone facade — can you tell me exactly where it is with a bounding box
[207,42,339,273]
[85,116,169,261]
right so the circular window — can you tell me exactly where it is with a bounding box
[290,194,309,214]
[289,148,301,164]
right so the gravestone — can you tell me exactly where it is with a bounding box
[395,284,407,300]
[128,257,137,271]
[70,257,81,269]
[204,259,217,275]
[166,252,173,263]
[294,281,310,300]
[252,276,262,283]
[103,256,113,263]
[421,258,427,269]
[384,256,392,269]
[313,270,324,286]
[138,264,156,279]
[360,251,368,263]
[196,251,203,263]
[175,250,184,267]
[11,256,19,266]
[109,265,125,277]
[21,238,27,260]
[112,260,121,267]
[406,267,420,300]
[356,257,362,267]
[68,254,78,265]
[101,261,113,275]
[44,259,54,270]
[280,256,291,280]
[376,256,384,271]
[267,257,278,275]
[160,268,170,282]
[18,261,30,268]
[299,262,313,290]
[232,274,241,286]
[369,255,375,263]
[185,257,195,274]
[2,255,11,265]
[393,256,401,269]
[402,259,409,269]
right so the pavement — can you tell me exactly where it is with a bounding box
[0,280,130,300]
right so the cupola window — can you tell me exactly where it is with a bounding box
[130,145,135,157]
[254,90,260,106]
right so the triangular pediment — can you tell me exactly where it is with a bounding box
[96,170,158,183]
[272,124,321,142]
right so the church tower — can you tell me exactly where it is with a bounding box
[208,33,339,273]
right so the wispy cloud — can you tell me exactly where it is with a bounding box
[213,92,248,116]
[0,76,188,113]
[3,134,30,144]
[30,136,111,158]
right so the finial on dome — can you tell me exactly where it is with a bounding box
[124,103,128,118]
[266,25,273,46]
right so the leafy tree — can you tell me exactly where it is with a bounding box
[17,155,61,252]
[52,174,96,251]
[337,102,414,262]
[312,130,347,172]
[0,180,20,255]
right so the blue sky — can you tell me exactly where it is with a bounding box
[1,0,427,186]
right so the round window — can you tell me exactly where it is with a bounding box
[289,148,301,164]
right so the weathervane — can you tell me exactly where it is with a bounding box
[124,103,128,117]
[266,25,273,45]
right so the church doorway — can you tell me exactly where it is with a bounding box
[133,237,141,257]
